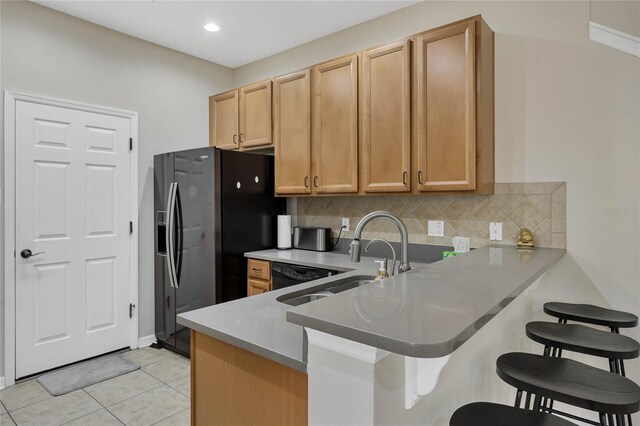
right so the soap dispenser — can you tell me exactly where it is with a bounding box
[373,259,389,281]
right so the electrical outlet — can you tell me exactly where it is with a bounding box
[489,222,503,241]
[341,217,350,232]
[427,220,444,237]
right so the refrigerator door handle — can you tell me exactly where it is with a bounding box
[174,183,183,288]
[165,182,178,288]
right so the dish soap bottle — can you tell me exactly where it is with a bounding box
[373,260,389,281]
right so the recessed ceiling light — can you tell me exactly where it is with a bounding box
[203,23,220,32]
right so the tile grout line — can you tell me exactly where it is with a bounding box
[2,384,54,415]
[65,389,119,426]
[149,407,190,426]
[83,390,126,426]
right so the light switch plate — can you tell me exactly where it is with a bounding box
[489,222,503,241]
[342,218,350,232]
[427,220,444,237]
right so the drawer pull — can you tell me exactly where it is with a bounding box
[252,268,262,272]
[403,171,407,185]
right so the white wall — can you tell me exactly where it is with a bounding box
[0,1,234,377]
[235,0,640,384]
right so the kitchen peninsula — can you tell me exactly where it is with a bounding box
[178,244,565,425]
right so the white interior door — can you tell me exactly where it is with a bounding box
[15,100,132,378]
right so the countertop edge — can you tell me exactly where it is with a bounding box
[243,251,355,271]
[287,248,565,358]
[177,315,307,373]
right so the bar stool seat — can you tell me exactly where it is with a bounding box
[544,302,638,329]
[497,352,640,416]
[450,402,576,426]
[526,321,640,360]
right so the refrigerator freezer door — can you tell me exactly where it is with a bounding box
[154,152,176,350]
[173,148,217,354]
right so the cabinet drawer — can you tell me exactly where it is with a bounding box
[248,258,271,280]
[248,278,271,296]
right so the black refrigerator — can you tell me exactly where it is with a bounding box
[154,147,285,356]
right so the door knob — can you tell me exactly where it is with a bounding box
[20,249,45,259]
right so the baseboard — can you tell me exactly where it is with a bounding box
[138,334,157,348]
[589,21,640,58]
[0,376,6,390]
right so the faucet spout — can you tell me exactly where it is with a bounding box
[349,211,411,273]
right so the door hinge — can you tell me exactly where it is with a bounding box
[130,221,133,235]
[129,303,136,318]
[129,138,133,151]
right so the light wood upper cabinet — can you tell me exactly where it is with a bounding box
[210,90,239,150]
[361,40,411,193]
[312,54,359,194]
[208,15,494,196]
[239,80,272,148]
[414,17,493,193]
[274,70,312,195]
[209,80,273,150]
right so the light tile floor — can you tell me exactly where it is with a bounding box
[0,347,190,426]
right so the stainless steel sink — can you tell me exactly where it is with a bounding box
[278,275,376,306]
[282,292,331,307]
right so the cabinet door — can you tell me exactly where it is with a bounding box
[361,40,411,193]
[312,55,358,194]
[415,20,476,191]
[210,90,239,150]
[274,70,312,195]
[247,278,270,296]
[239,80,272,149]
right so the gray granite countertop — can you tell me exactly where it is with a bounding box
[177,245,564,372]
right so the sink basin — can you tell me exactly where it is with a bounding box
[278,275,376,306]
[282,293,331,307]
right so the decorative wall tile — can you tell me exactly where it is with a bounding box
[294,182,567,249]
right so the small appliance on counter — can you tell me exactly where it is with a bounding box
[293,226,332,252]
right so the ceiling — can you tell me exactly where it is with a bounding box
[35,1,418,68]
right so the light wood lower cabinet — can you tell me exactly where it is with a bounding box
[191,330,308,426]
[312,54,359,194]
[361,40,411,193]
[247,258,271,296]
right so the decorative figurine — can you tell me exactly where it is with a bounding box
[517,228,535,248]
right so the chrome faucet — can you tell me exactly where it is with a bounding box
[349,211,411,273]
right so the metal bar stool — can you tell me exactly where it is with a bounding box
[543,302,639,425]
[450,402,577,425]
[496,352,640,426]
[543,303,639,331]
[526,321,640,426]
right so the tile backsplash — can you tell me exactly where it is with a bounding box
[294,182,566,249]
